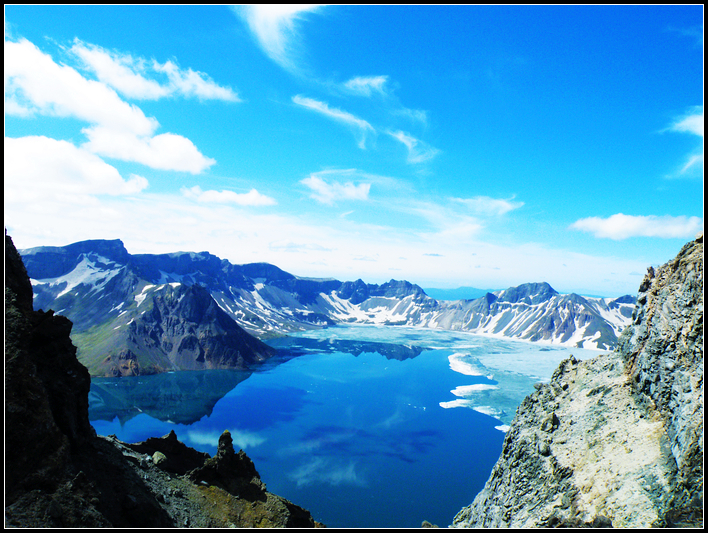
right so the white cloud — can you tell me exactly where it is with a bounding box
[82,126,216,174]
[234,5,322,72]
[301,173,371,205]
[293,95,374,149]
[452,196,524,216]
[343,75,388,97]
[4,136,148,204]
[5,38,157,135]
[569,213,703,240]
[5,37,218,174]
[181,185,276,206]
[387,130,440,164]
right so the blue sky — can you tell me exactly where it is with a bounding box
[4,5,703,296]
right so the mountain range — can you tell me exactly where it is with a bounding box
[21,239,636,376]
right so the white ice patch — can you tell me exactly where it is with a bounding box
[439,399,475,409]
[448,353,486,376]
[473,405,502,418]
[450,384,499,397]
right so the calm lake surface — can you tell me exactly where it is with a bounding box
[89,325,601,528]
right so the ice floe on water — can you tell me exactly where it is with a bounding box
[450,384,499,396]
[448,353,487,376]
[439,398,475,409]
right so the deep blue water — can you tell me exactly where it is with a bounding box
[89,325,599,528]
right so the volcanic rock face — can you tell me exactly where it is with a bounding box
[4,233,320,528]
[451,236,703,528]
[97,282,276,376]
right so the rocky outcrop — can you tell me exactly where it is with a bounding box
[5,233,95,505]
[5,233,321,527]
[452,235,703,528]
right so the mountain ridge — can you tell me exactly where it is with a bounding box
[21,239,637,376]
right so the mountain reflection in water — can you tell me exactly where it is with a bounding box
[89,336,426,426]
[89,369,253,425]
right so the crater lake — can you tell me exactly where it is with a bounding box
[89,325,601,528]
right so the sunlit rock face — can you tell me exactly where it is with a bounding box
[451,235,703,528]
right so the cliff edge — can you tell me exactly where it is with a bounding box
[5,233,320,528]
[452,235,703,528]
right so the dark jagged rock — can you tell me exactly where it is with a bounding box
[124,430,210,475]
[4,233,321,528]
[5,233,95,505]
[452,235,703,528]
[188,430,267,500]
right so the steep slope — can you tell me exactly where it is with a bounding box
[75,282,276,376]
[451,235,703,528]
[22,240,636,361]
[5,233,320,528]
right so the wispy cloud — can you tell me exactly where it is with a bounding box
[452,196,524,216]
[289,457,365,488]
[387,130,440,163]
[301,171,371,205]
[293,95,375,149]
[343,75,388,97]
[569,213,703,240]
[181,185,276,206]
[234,5,322,73]
[666,25,704,48]
[69,40,169,100]
[392,107,429,125]
[152,59,240,101]
[670,105,704,136]
[69,39,240,101]
[666,105,703,178]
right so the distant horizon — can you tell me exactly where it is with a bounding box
[5,5,703,297]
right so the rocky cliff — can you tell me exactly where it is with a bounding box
[452,235,703,528]
[5,233,320,527]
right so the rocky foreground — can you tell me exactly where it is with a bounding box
[452,235,703,528]
[5,233,321,528]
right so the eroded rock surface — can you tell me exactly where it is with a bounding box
[452,235,703,528]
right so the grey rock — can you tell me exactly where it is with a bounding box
[452,236,703,528]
